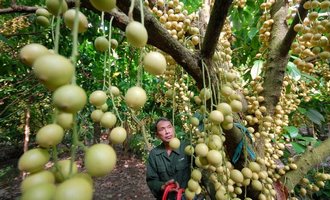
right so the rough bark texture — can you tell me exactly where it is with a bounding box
[282,138,330,191]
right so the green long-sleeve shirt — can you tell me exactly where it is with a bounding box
[146,141,191,200]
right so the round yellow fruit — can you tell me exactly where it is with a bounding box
[109,127,127,144]
[143,51,167,75]
[124,86,147,110]
[125,21,148,48]
[18,148,50,173]
[19,43,49,67]
[90,0,116,12]
[54,177,93,200]
[169,137,180,150]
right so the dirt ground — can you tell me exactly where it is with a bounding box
[0,146,155,200]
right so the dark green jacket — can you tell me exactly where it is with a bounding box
[146,141,191,200]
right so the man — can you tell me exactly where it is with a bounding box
[146,117,191,200]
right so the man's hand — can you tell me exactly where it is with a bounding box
[161,179,179,190]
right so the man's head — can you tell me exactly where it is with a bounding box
[154,117,175,143]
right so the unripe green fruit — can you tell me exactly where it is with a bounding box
[89,90,107,107]
[125,21,148,48]
[53,85,87,113]
[143,51,167,75]
[125,86,147,110]
[18,148,50,173]
[188,179,199,192]
[53,159,78,182]
[111,39,118,49]
[36,16,50,27]
[21,170,55,193]
[33,54,74,91]
[20,43,49,67]
[184,145,194,156]
[54,177,93,200]
[36,124,64,148]
[63,9,88,33]
[36,8,52,18]
[85,144,117,177]
[91,109,104,122]
[169,137,180,150]
[56,112,73,129]
[21,183,56,200]
[94,36,109,52]
[100,112,117,128]
[190,117,199,126]
[90,0,116,12]
[109,127,127,144]
[46,0,68,15]
[191,169,202,181]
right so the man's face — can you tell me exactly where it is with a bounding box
[156,120,175,143]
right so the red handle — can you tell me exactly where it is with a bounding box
[162,182,185,200]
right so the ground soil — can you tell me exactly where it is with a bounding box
[0,146,155,200]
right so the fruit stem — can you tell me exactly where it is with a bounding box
[70,113,79,175]
[139,0,144,25]
[53,15,61,54]
[128,0,135,21]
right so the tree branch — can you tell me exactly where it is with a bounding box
[0,5,37,14]
[200,0,233,59]
[282,138,330,191]
[279,0,308,55]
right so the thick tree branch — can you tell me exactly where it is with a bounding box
[201,0,233,59]
[282,138,330,191]
[0,5,37,14]
[115,0,204,88]
[279,0,308,55]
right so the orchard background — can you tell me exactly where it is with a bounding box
[0,0,330,199]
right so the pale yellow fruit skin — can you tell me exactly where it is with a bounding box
[53,159,78,182]
[18,148,50,173]
[21,183,56,200]
[100,112,117,128]
[125,21,148,48]
[54,177,93,200]
[206,150,222,166]
[63,9,88,33]
[191,169,202,181]
[36,16,50,27]
[209,110,224,124]
[84,144,117,177]
[21,170,55,193]
[19,43,49,67]
[109,86,120,96]
[94,36,109,52]
[143,51,167,75]
[56,112,73,129]
[36,124,64,148]
[36,8,52,18]
[46,0,68,15]
[109,127,127,144]
[230,169,244,184]
[90,0,116,12]
[89,90,107,107]
[53,85,87,113]
[195,143,209,157]
[169,137,180,150]
[91,109,104,122]
[124,86,147,110]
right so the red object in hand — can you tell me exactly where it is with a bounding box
[162,182,185,200]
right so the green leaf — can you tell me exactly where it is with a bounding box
[251,60,263,79]
[248,27,258,40]
[297,107,307,114]
[287,62,301,81]
[305,109,325,125]
[291,142,306,154]
[284,126,299,138]
[0,33,13,47]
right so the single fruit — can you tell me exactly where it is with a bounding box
[36,8,52,18]
[54,177,93,200]
[187,179,199,192]
[108,86,120,96]
[36,124,64,148]
[248,161,261,172]
[100,112,117,128]
[89,90,107,107]
[216,102,232,115]
[241,167,253,179]
[143,51,167,75]
[53,159,78,182]
[94,36,109,52]
[91,109,104,122]
[184,145,194,156]
[109,127,127,144]
[230,169,244,183]
[84,144,117,177]
[63,9,88,33]
[124,86,147,110]
[195,143,209,157]
[21,183,56,200]
[251,180,263,191]
[206,150,222,166]
[100,103,108,112]
[209,110,224,124]
[18,148,50,173]
[111,39,118,49]
[19,43,49,67]
[36,16,50,27]
[190,117,199,127]
[90,0,116,12]
[33,54,74,91]
[191,169,202,181]
[53,85,87,113]
[56,112,73,129]
[230,99,243,112]
[125,21,148,48]
[199,88,211,101]
[46,0,68,15]
[169,137,180,150]
[21,170,55,193]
